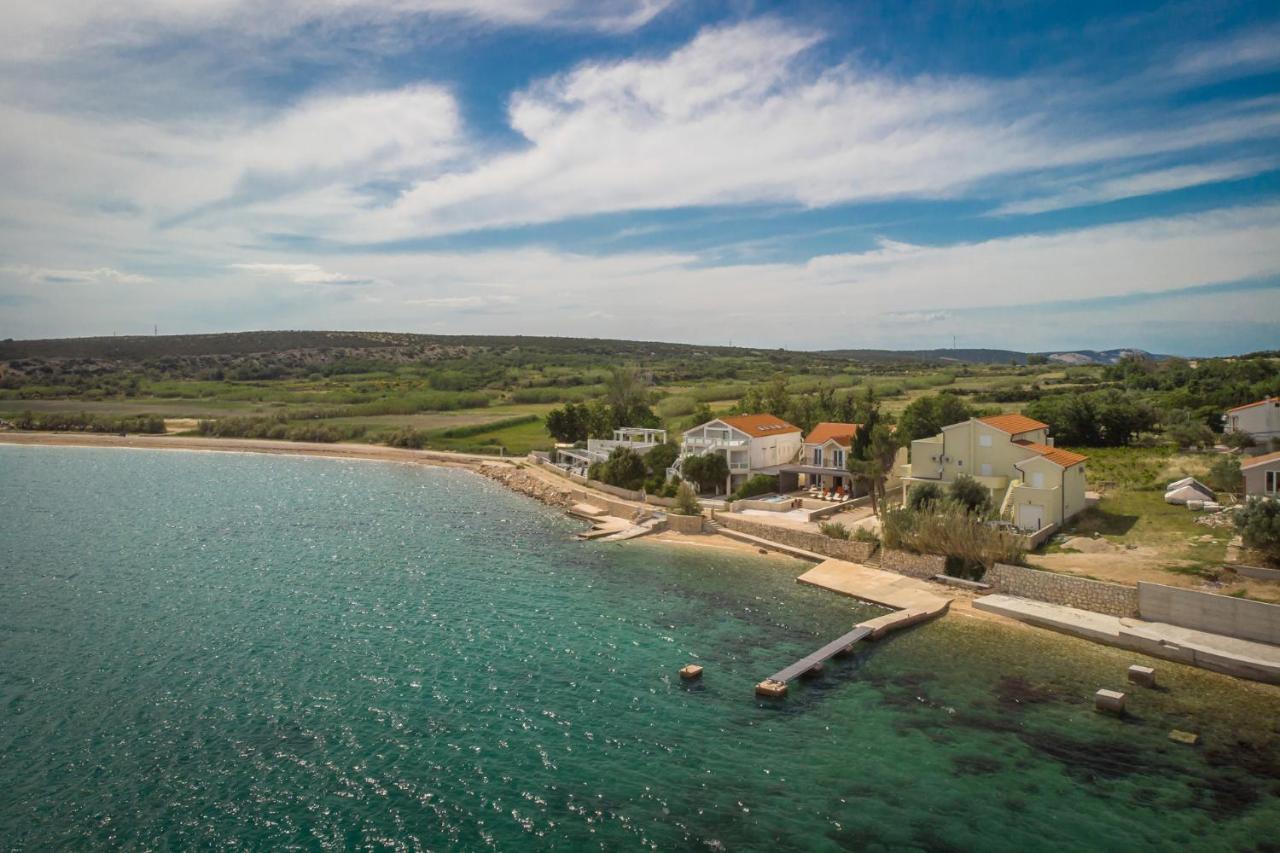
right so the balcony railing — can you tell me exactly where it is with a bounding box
[728,461,750,471]
[683,436,748,449]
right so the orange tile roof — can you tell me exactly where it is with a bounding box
[804,422,861,447]
[978,413,1049,434]
[719,413,802,437]
[1228,397,1276,413]
[1013,440,1089,467]
[1241,450,1280,470]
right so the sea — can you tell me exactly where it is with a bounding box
[1,444,1277,851]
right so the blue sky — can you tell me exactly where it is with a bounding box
[1,1,1278,355]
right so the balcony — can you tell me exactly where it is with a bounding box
[683,436,748,450]
[728,461,750,471]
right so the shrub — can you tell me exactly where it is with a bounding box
[852,527,880,545]
[437,414,537,438]
[1206,456,1242,495]
[906,482,944,511]
[1236,498,1280,562]
[13,410,166,434]
[948,475,992,516]
[819,521,850,540]
[385,427,428,449]
[671,481,702,516]
[731,474,778,501]
[1222,431,1255,450]
[881,503,1024,577]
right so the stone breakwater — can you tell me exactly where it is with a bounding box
[477,463,576,508]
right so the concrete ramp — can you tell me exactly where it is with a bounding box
[798,559,951,615]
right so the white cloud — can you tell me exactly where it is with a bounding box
[990,158,1277,216]
[0,265,151,285]
[404,294,518,310]
[4,204,1279,350]
[362,19,1280,239]
[0,0,672,62]
[230,262,378,286]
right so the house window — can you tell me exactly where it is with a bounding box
[1032,472,1045,489]
[979,434,992,447]
[833,449,845,468]
[1268,470,1278,494]
[980,463,992,477]
[812,447,823,466]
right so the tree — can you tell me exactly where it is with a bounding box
[1236,498,1280,562]
[846,415,898,516]
[1025,395,1101,446]
[1206,456,1242,495]
[685,403,713,429]
[681,453,730,494]
[545,402,590,443]
[590,446,648,491]
[672,481,702,516]
[604,366,652,426]
[1163,408,1216,449]
[644,442,679,476]
[897,393,973,443]
[906,482,944,511]
[948,474,993,516]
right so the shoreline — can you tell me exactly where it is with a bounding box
[4,430,1277,696]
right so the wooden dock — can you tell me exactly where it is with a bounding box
[756,625,873,696]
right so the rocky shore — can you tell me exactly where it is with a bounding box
[476,462,576,509]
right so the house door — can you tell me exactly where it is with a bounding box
[1017,504,1045,532]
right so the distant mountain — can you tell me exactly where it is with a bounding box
[1042,348,1165,365]
[0,331,1167,366]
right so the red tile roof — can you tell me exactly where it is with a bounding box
[978,413,1050,434]
[1013,440,1089,468]
[804,422,861,447]
[1241,450,1280,470]
[1228,397,1276,414]
[719,413,802,437]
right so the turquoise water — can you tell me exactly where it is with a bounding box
[1,446,1277,851]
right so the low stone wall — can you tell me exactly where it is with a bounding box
[880,549,946,580]
[1138,582,1280,645]
[984,563,1138,618]
[716,514,876,562]
[1016,523,1059,551]
[665,513,704,534]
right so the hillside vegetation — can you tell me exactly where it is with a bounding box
[1,332,1275,457]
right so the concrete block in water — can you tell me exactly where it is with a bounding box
[1094,688,1126,715]
[755,679,787,698]
[679,664,703,681]
[1127,664,1156,687]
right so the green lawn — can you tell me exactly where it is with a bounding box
[1054,490,1230,568]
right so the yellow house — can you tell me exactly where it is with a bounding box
[902,413,1089,532]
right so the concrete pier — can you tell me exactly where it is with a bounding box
[1095,689,1127,715]
[1128,664,1156,687]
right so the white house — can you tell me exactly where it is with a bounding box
[673,413,803,493]
[1224,398,1280,447]
[774,422,861,495]
[555,427,667,476]
[903,413,1089,531]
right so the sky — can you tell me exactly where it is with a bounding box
[1,1,1278,355]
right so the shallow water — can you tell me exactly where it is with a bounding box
[1,445,1277,850]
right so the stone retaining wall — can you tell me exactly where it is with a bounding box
[880,549,946,579]
[984,563,1138,618]
[665,513,704,534]
[716,514,876,562]
[1138,582,1280,644]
